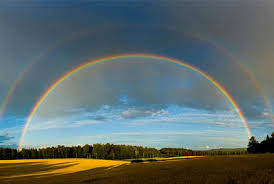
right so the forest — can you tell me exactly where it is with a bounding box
[247,132,274,153]
[0,143,247,160]
[0,132,273,160]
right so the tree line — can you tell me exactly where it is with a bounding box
[0,143,159,160]
[3,132,272,160]
[247,132,274,153]
[159,148,247,157]
[0,142,249,160]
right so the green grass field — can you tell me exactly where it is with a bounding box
[1,154,274,184]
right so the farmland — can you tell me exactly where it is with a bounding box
[1,154,274,184]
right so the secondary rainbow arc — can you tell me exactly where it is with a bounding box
[1,26,271,124]
[18,54,252,149]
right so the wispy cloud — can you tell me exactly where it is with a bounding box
[77,129,238,140]
[88,115,106,121]
[28,119,104,131]
[75,129,248,149]
[214,122,235,128]
[0,133,13,143]
[124,110,242,128]
[0,126,23,135]
[121,108,168,119]
[28,105,247,131]
[72,120,102,127]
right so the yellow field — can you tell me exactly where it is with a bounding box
[0,158,129,180]
[1,154,274,184]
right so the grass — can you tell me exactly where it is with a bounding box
[0,154,274,184]
[129,156,202,163]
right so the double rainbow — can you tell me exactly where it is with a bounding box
[1,26,270,125]
[18,54,251,150]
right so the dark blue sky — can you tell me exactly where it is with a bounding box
[0,0,273,149]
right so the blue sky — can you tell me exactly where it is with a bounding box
[0,0,274,149]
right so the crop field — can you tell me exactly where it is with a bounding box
[1,154,274,184]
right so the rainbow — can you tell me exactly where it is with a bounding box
[189,32,272,111]
[1,26,271,124]
[0,25,121,121]
[165,26,272,112]
[18,54,252,150]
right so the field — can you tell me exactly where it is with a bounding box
[1,154,274,184]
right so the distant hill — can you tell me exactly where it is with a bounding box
[206,148,247,152]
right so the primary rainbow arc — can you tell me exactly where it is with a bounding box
[18,54,251,150]
[1,27,271,124]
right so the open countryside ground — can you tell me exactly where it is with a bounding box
[1,154,274,184]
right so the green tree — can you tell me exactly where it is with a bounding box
[247,136,259,153]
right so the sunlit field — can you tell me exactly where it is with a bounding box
[1,154,274,184]
[0,158,128,182]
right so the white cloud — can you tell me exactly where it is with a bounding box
[72,120,102,127]
[77,129,234,140]
[74,129,248,149]
[121,108,169,119]
[28,118,103,131]
[124,111,243,128]
[0,126,22,135]
[27,104,251,133]
[262,112,274,124]
[214,122,235,128]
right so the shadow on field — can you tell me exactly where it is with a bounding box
[1,164,114,184]
[0,161,78,178]
[1,155,274,184]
